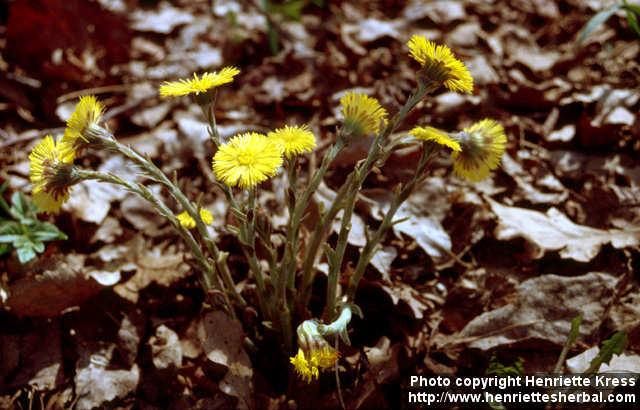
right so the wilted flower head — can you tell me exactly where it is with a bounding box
[29,135,76,213]
[451,119,507,181]
[267,125,316,158]
[410,126,461,152]
[159,67,240,98]
[212,132,284,189]
[177,209,214,229]
[61,95,104,160]
[407,35,473,94]
[339,92,388,137]
[290,319,339,383]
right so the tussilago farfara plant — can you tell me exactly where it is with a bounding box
[29,35,506,382]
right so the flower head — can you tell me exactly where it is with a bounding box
[410,126,461,151]
[407,35,473,94]
[290,346,339,383]
[29,135,76,213]
[290,319,340,383]
[61,95,104,160]
[159,67,240,98]
[340,92,388,136]
[212,132,284,189]
[177,209,214,229]
[451,119,507,181]
[267,125,316,158]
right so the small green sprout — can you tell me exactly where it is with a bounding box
[0,183,67,263]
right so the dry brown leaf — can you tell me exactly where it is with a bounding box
[130,2,194,34]
[0,322,62,391]
[4,254,102,317]
[489,198,640,262]
[63,157,133,224]
[567,347,640,373]
[364,178,452,263]
[149,325,183,369]
[74,345,140,410]
[113,237,191,303]
[198,311,253,410]
[380,281,433,320]
[453,272,618,351]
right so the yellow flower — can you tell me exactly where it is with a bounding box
[410,126,461,151]
[452,119,507,181]
[407,35,473,94]
[159,67,240,98]
[340,92,388,136]
[290,346,339,383]
[212,132,284,189]
[29,135,75,213]
[61,95,104,160]
[267,125,316,158]
[177,209,214,229]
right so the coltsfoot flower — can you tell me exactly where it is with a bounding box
[177,209,214,229]
[290,319,340,383]
[267,125,316,158]
[212,132,284,189]
[451,119,507,181]
[29,135,76,213]
[159,67,240,98]
[340,92,388,136]
[290,346,339,383]
[61,95,104,160]
[407,35,473,94]
[410,126,461,151]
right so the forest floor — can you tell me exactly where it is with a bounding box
[1,0,639,409]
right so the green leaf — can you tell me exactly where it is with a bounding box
[623,1,640,15]
[33,241,45,253]
[16,245,36,264]
[0,244,10,255]
[10,191,38,222]
[586,331,627,374]
[0,234,23,243]
[624,8,640,37]
[31,221,67,241]
[554,315,582,373]
[273,0,306,20]
[577,4,622,44]
[486,355,525,377]
[267,23,280,55]
[0,182,10,215]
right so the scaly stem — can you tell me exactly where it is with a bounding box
[319,83,434,317]
[346,142,435,300]
[241,188,270,319]
[279,140,345,298]
[298,174,352,307]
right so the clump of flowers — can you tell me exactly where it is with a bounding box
[28,38,507,388]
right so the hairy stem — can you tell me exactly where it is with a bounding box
[75,169,236,314]
[346,142,434,300]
